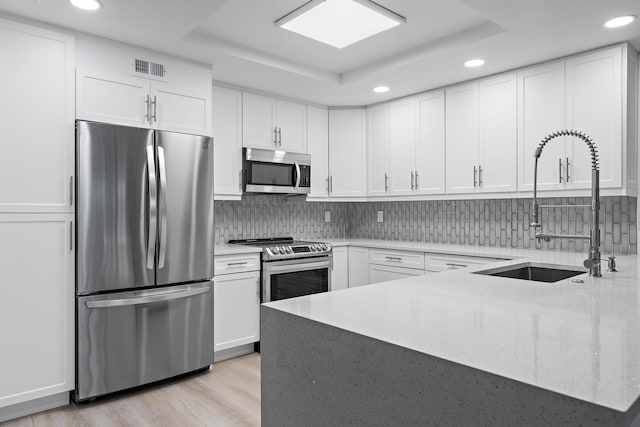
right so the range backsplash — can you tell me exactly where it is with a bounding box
[215,195,637,254]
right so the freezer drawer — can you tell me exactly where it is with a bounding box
[76,282,213,401]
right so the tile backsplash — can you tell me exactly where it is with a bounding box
[215,195,637,254]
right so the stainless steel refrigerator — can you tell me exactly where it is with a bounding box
[74,120,214,401]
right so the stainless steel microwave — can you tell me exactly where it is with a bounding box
[243,148,311,194]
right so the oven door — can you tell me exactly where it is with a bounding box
[262,256,331,302]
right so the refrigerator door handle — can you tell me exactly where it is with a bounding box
[157,146,168,269]
[85,286,210,309]
[146,145,157,270]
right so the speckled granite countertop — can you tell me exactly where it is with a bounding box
[265,241,640,412]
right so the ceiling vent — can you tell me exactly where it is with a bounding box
[131,58,167,81]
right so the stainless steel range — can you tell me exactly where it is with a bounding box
[229,238,332,303]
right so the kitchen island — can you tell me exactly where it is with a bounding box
[261,244,640,426]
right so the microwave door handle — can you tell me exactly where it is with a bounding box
[294,161,301,190]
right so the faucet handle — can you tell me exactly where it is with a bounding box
[607,255,617,272]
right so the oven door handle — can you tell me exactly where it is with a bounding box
[265,260,331,274]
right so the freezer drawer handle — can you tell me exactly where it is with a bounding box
[85,286,210,309]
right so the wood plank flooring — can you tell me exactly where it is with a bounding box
[3,353,260,427]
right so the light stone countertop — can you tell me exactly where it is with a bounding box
[265,240,640,413]
[214,243,262,256]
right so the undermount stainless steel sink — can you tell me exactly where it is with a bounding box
[474,263,586,283]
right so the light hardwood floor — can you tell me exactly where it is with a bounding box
[3,353,261,427]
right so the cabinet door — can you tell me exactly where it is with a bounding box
[0,20,75,213]
[242,93,276,149]
[445,83,479,194]
[331,246,349,291]
[276,100,307,153]
[214,271,260,352]
[517,61,566,192]
[77,69,150,128]
[369,264,424,284]
[415,90,445,195]
[307,106,329,198]
[348,247,369,287]
[566,47,622,189]
[389,98,417,195]
[328,109,367,198]
[0,214,74,408]
[151,81,212,136]
[212,86,243,199]
[479,73,517,193]
[367,104,390,196]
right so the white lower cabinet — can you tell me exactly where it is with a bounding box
[0,214,74,409]
[369,264,425,284]
[331,246,349,291]
[213,254,261,353]
[348,247,370,287]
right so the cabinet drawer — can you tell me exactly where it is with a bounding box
[425,253,502,272]
[369,248,425,269]
[369,264,425,284]
[214,253,260,275]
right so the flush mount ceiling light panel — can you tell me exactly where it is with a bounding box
[275,0,406,49]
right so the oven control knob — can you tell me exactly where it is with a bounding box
[271,247,280,255]
[320,243,327,251]
[285,246,292,254]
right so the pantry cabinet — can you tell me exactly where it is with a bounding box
[0,19,75,213]
[212,85,243,199]
[242,93,307,153]
[329,109,367,198]
[331,246,349,291]
[307,106,330,198]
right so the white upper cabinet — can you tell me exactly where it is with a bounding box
[518,60,568,192]
[367,104,390,196]
[212,85,243,200]
[565,47,622,189]
[76,39,212,136]
[478,73,517,193]
[389,98,417,195]
[329,109,367,198]
[0,19,75,213]
[242,93,307,153]
[414,90,446,195]
[445,82,479,194]
[307,106,330,198]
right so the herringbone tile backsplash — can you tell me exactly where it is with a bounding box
[215,195,637,254]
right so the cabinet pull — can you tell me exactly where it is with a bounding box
[273,127,278,145]
[384,173,389,192]
[478,165,483,187]
[473,166,477,187]
[559,158,563,183]
[410,171,415,190]
[257,279,261,302]
[69,176,74,206]
[385,256,402,262]
[565,157,570,182]
[144,95,150,122]
[239,170,243,192]
[152,96,158,122]
[415,171,419,190]
[277,127,282,146]
[329,176,333,194]
[227,261,249,267]
[69,221,74,251]
[446,263,467,269]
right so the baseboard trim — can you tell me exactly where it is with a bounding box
[214,343,255,363]
[0,392,70,423]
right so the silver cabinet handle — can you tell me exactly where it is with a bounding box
[157,146,168,269]
[385,256,402,262]
[69,176,74,206]
[278,127,282,146]
[566,157,570,182]
[86,286,210,309]
[294,161,301,189]
[384,173,389,192]
[446,263,467,269]
[473,165,477,187]
[257,279,261,303]
[144,95,150,122]
[478,165,483,187]
[146,145,157,270]
[411,171,415,190]
[273,127,278,145]
[227,261,249,266]
[152,96,157,122]
[329,176,333,194]
[326,176,330,193]
[69,221,73,251]
[414,171,419,190]
[239,170,243,192]
[559,158,563,183]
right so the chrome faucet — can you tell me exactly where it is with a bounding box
[530,129,602,277]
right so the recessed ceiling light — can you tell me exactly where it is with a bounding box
[373,86,389,93]
[70,0,102,11]
[275,0,406,49]
[464,59,485,68]
[604,15,636,28]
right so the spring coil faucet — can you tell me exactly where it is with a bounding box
[530,129,602,277]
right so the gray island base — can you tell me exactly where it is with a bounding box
[261,306,640,427]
